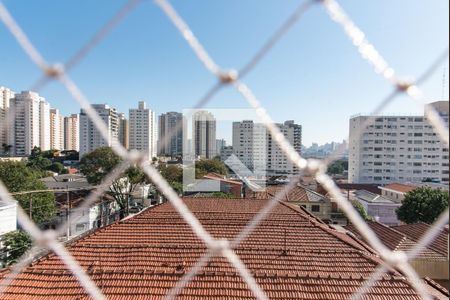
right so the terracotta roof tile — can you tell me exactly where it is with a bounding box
[392,223,448,257]
[381,183,416,194]
[0,198,446,299]
[345,222,447,261]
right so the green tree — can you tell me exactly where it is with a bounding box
[27,146,52,177]
[1,231,32,266]
[160,163,183,195]
[195,158,228,178]
[396,187,449,224]
[327,160,348,175]
[0,161,56,224]
[1,143,12,156]
[79,147,149,216]
[47,162,66,174]
[351,200,372,221]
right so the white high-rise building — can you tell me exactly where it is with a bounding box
[64,114,79,151]
[158,112,184,157]
[79,104,119,158]
[50,108,64,150]
[9,91,51,156]
[39,100,51,151]
[0,87,15,154]
[193,111,216,159]
[118,113,129,150]
[349,101,449,184]
[129,101,157,160]
[232,120,302,176]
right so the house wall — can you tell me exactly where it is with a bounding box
[410,259,449,282]
[297,201,332,220]
[0,203,17,236]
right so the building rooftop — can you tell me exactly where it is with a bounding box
[380,183,416,194]
[246,184,329,203]
[346,222,448,261]
[0,198,447,299]
[392,223,449,257]
[353,190,396,204]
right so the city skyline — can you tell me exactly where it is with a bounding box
[0,0,448,146]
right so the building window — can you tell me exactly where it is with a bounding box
[311,205,320,212]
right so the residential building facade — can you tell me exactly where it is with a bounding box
[158,112,184,157]
[232,120,302,176]
[64,114,79,151]
[129,101,157,160]
[49,108,64,150]
[118,113,129,149]
[0,87,14,154]
[349,101,449,184]
[79,104,119,157]
[193,111,216,159]
[9,91,51,156]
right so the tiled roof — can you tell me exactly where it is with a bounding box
[246,185,328,203]
[345,222,448,261]
[392,223,448,257]
[0,198,447,299]
[381,183,416,194]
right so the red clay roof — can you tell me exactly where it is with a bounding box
[381,183,416,194]
[0,198,447,299]
[345,222,448,261]
[392,223,449,257]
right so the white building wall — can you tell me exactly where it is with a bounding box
[0,87,15,153]
[0,202,17,236]
[64,114,79,151]
[79,104,119,158]
[50,108,64,150]
[129,101,157,160]
[10,91,42,156]
[232,120,302,176]
[349,101,449,184]
[39,100,51,151]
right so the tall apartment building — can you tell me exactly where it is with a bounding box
[129,101,157,160]
[79,104,119,158]
[39,100,51,151]
[232,120,302,176]
[9,91,51,156]
[216,139,226,156]
[193,111,216,159]
[118,113,129,149]
[349,101,449,184]
[49,108,64,150]
[0,87,14,154]
[158,112,184,157]
[64,114,79,151]
[232,121,267,174]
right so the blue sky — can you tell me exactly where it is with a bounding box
[0,0,448,146]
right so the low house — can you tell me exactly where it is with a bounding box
[379,183,416,203]
[346,221,449,289]
[246,184,332,221]
[0,200,17,268]
[351,190,401,226]
[0,200,16,236]
[185,173,243,198]
[53,194,121,239]
[41,174,91,191]
[380,182,449,203]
